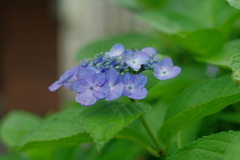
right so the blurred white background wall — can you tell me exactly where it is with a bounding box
[57,0,146,101]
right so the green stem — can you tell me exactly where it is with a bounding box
[139,115,161,151]
[130,99,161,152]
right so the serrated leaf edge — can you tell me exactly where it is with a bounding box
[167,131,239,159]
[11,132,92,151]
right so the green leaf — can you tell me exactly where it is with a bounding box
[25,147,54,160]
[52,146,80,160]
[224,132,240,160]
[231,72,240,85]
[172,29,225,55]
[79,101,152,152]
[139,0,238,35]
[136,0,239,57]
[158,75,240,147]
[229,53,240,84]
[77,139,145,160]
[137,0,239,37]
[98,139,145,160]
[116,128,159,157]
[0,153,26,160]
[164,0,239,36]
[13,106,93,151]
[144,101,169,135]
[116,128,149,148]
[75,33,160,61]
[227,0,240,10]
[197,39,240,68]
[196,113,220,139]
[164,120,202,157]
[0,111,41,147]
[137,10,204,34]
[167,131,239,160]
[230,53,240,71]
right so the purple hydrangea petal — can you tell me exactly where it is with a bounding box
[122,85,132,97]
[106,83,124,101]
[122,72,134,85]
[128,88,148,100]
[64,66,82,85]
[153,72,167,80]
[72,79,89,93]
[159,57,173,71]
[77,68,95,84]
[132,74,147,89]
[152,63,161,74]
[123,49,136,64]
[93,83,110,99]
[69,83,76,91]
[153,66,181,80]
[110,43,124,54]
[121,72,148,99]
[130,64,141,71]
[75,90,96,106]
[105,43,124,58]
[92,73,105,87]
[117,75,123,84]
[106,69,119,87]
[68,75,78,83]
[153,57,181,80]
[86,65,101,73]
[63,82,74,88]
[169,66,181,78]
[135,52,148,64]
[59,75,74,84]
[141,47,156,56]
[123,50,148,71]
[59,66,79,83]
[48,81,62,92]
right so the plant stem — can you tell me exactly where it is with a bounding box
[139,115,161,151]
[130,98,161,152]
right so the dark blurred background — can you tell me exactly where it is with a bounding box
[0,0,58,118]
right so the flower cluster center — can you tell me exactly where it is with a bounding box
[89,85,94,90]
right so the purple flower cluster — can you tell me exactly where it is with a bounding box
[49,43,181,106]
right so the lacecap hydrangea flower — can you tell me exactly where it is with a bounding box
[48,43,181,106]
